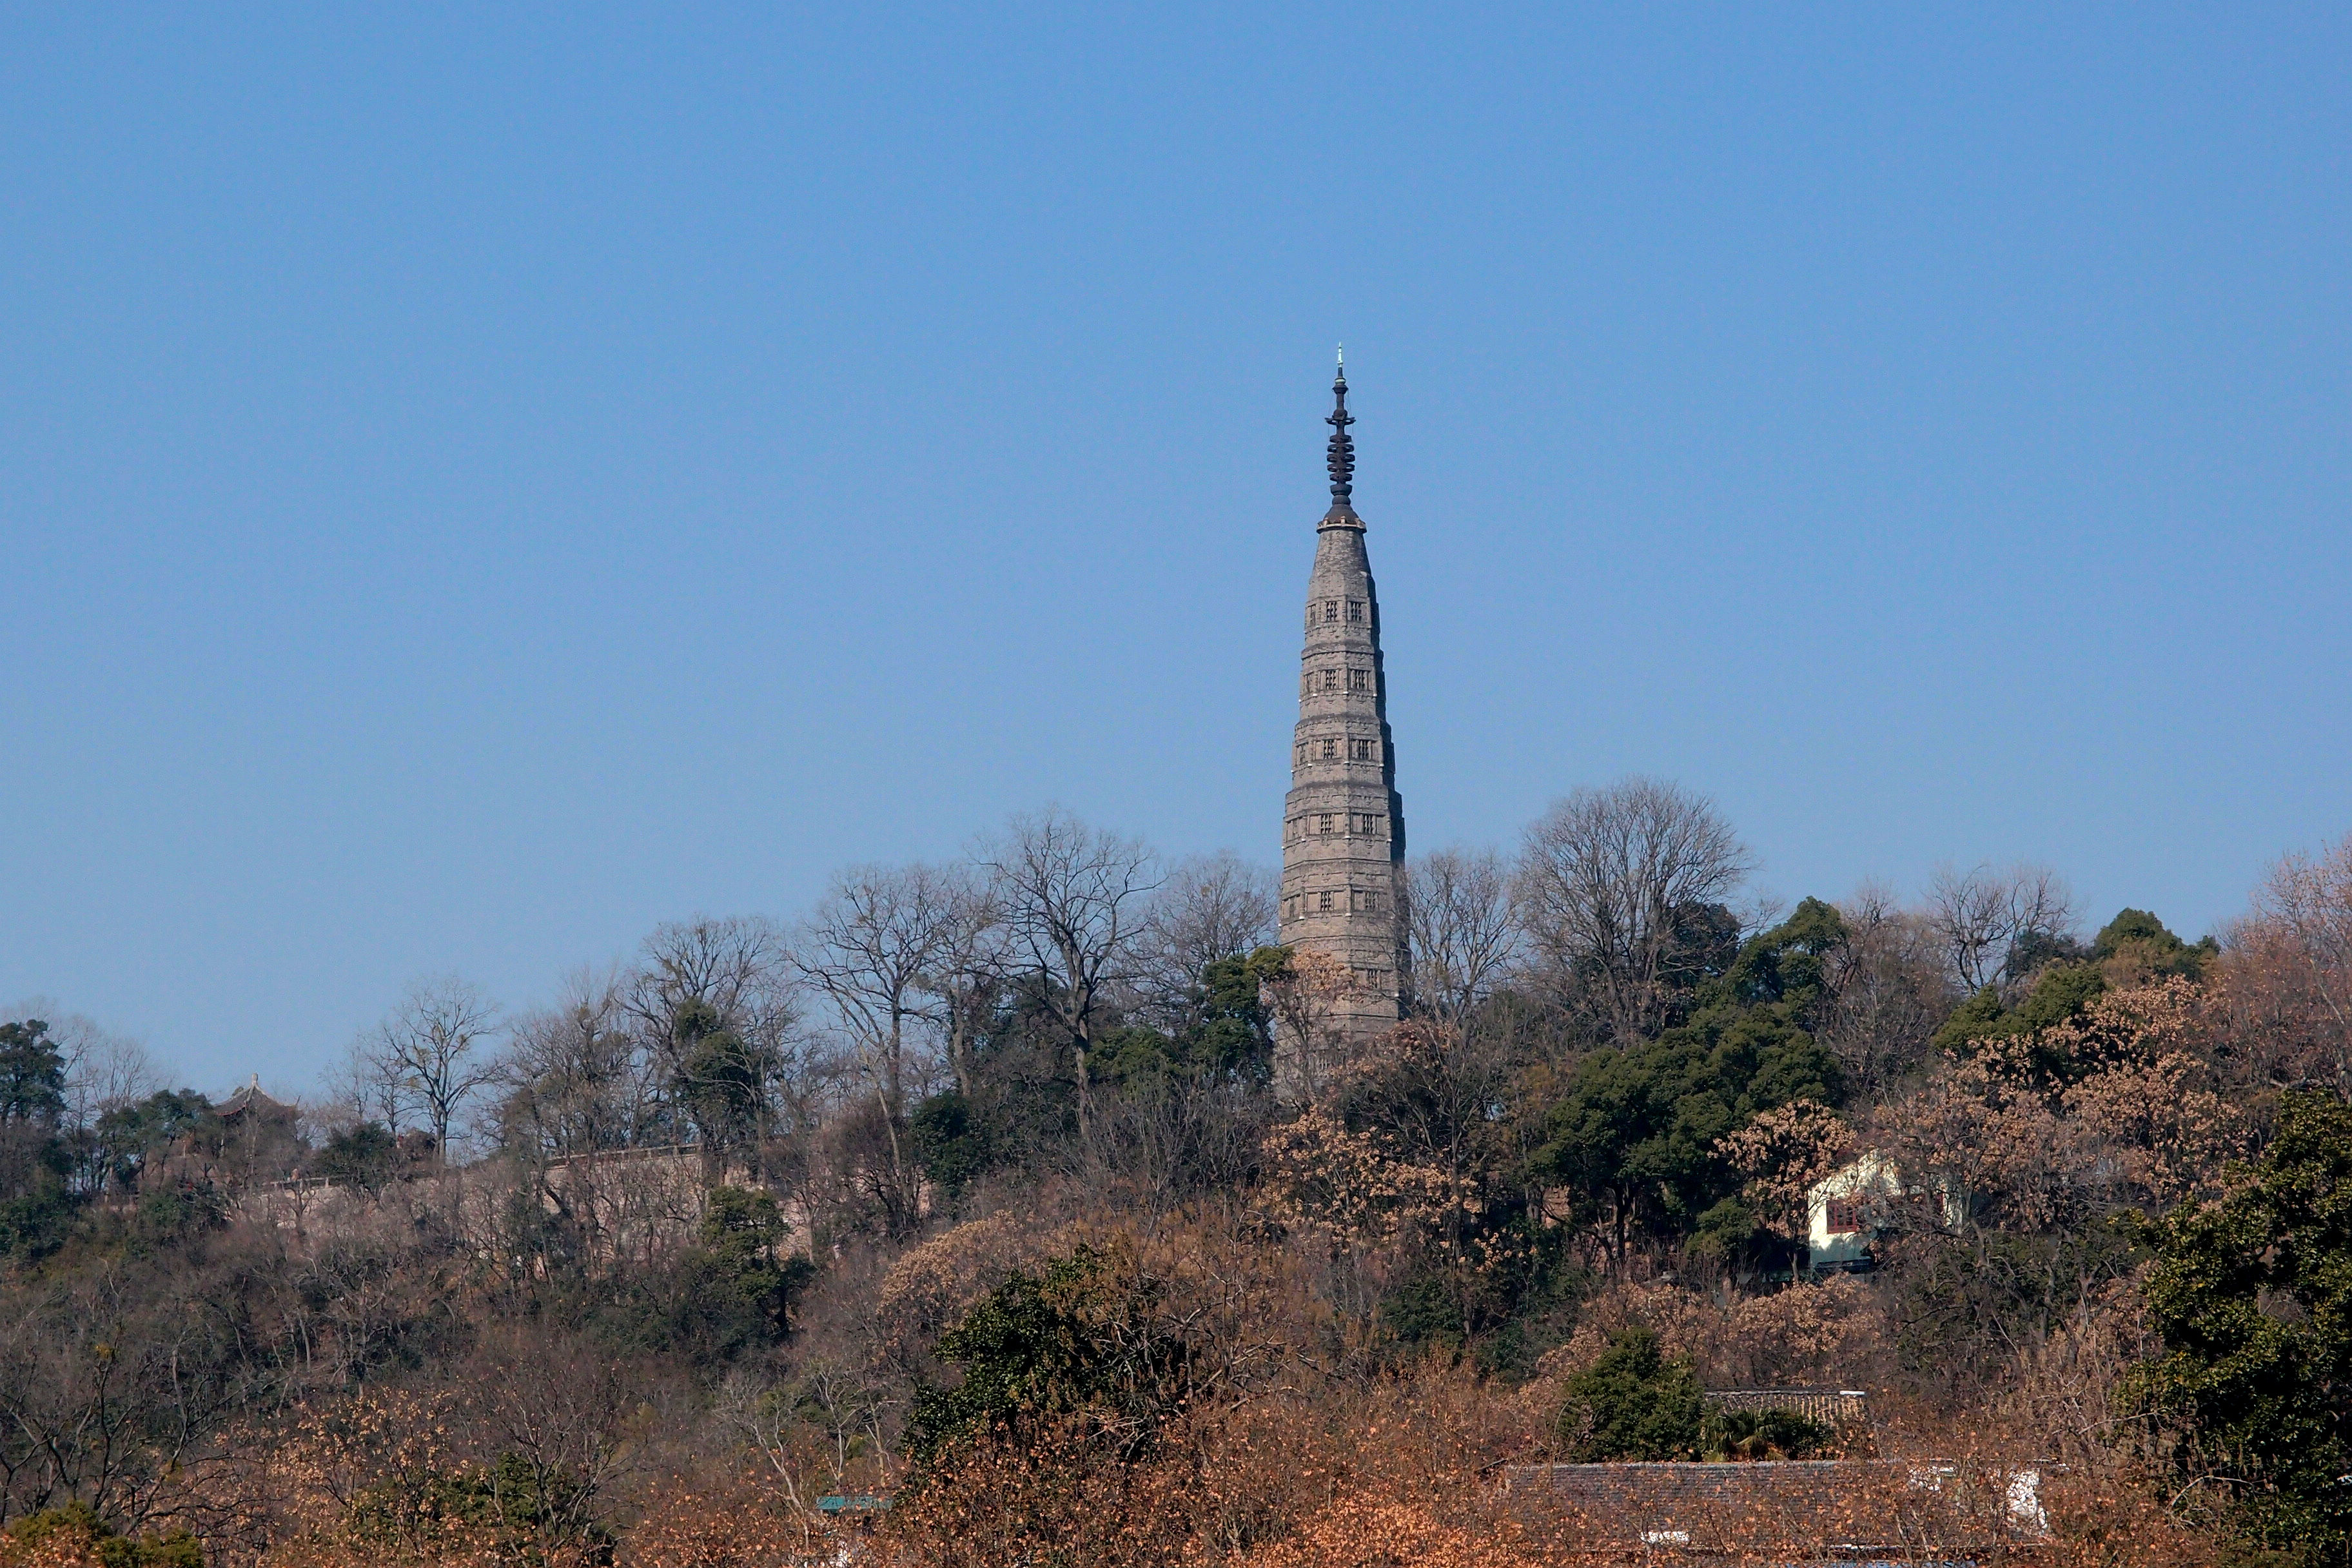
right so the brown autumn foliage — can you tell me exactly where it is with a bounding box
[887,1348,1535,1568]
[1242,1493,1538,1568]
[1260,1106,1453,1253]
[2213,833,2352,1099]
[872,1208,1074,1367]
[26,837,2352,1565]
[614,1478,819,1568]
[1715,1099,1853,1241]
[0,1521,110,1568]
[1536,1273,1885,1395]
[1883,978,2249,1231]
[0,1186,2263,1568]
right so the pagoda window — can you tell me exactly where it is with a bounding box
[1347,600,1365,623]
[1323,600,1340,623]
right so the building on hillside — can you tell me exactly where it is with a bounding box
[152,1075,308,1189]
[1275,355,1409,1094]
[213,1075,297,1130]
[1805,1152,1967,1275]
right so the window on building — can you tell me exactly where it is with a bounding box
[1349,668,1370,692]
[1323,669,1340,693]
[1347,600,1365,623]
[1318,813,1335,834]
[1365,890,1381,912]
[1825,1197,1865,1235]
[1349,738,1375,761]
[1295,741,1308,765]
[1321,738,1338,759]
[1318,890,1334,912]
[1323,600,1340,623]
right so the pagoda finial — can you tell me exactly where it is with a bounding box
[1326,351,1355,509]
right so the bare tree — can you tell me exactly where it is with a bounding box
[983,808,1159,1150]
[497,968,657,1159]
[333,1027,411,1139]
[1819,883,1956,1098]
[1265,948,1373,1103]
[798,864,962,1122]
[48,1014,161,1135]
[1926,862,2076,993]
[1132,852,1279,1030]
[458,1329,643,1563]
[36,1018,172,1198]
[715,1359,890,1529]
[1514,778,1754,1041]
[1404,848,1522,1024]
[627,916,795,1061]
[919,871,1009,1097]
[0,1252,251,1529]
[624,917,800,1151]
[366,977,500,1164]
[2234,834,2352,1096]
[796,863,969,1230]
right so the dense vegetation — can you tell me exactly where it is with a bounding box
[5,789,2349,1566]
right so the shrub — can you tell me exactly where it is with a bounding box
[0,1503,201,1568]
[1554,1328,1703,1460]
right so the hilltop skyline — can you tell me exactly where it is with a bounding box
[5,8,2349,1090]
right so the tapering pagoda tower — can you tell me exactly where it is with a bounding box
[1279,355,1409,1072]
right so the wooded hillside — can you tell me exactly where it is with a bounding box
[5,789,2349,1565]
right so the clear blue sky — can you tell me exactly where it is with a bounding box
[5,6,2347,1094]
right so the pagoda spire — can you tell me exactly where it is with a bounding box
[1324,347,1357,518]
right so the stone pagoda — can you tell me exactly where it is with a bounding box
[1278,353,1409,1074]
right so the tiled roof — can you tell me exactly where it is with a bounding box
[1705,1388,1870,1429]
[215,1078,297,1121]
[1505,1460,2046,1558]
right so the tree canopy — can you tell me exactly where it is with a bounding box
[2129,1092,2352,1556]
